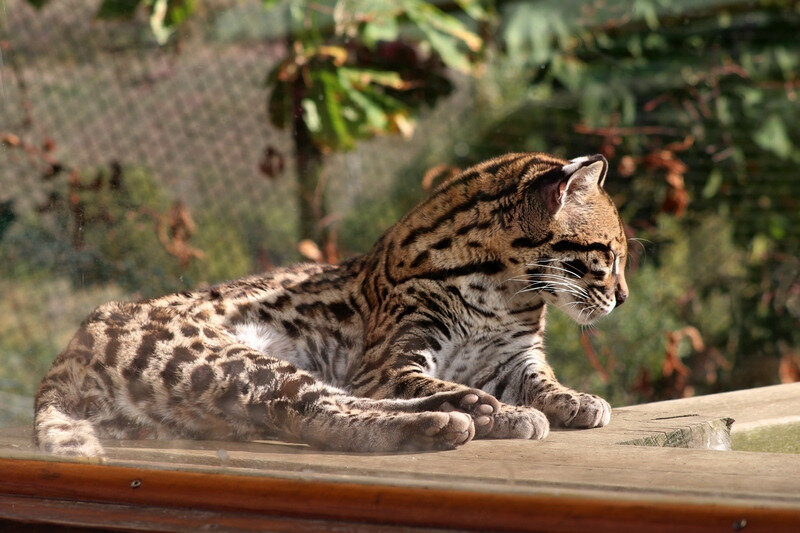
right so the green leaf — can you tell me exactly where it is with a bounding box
[164,0,196,27]
[361,17,399,47]
[317,70,355,150]
[97,0,196,43]
[702,169,723,199]
[0,200,15,241]
[338,68,407,90]
[25,0,50,8]
[97,0,140,19]
[501,3,563,65]
[356,84,404,113]
[266,75,290,129]
[415,21,472,72]
[715,96,732,126]
[301,98,322,133]
[453,0,490,22]
[753,114,794,159]
[632,0,659,30]
[403,0,481,72]
[404,0,481,51]
[149,0,174,45]
[345,89,389,132]
[338,71,390,132]
[774,46,797,80]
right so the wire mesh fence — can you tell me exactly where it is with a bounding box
[0,0,474,418]
[1,1,296,408]
[1,0,799,426]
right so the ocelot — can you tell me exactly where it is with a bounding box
[35,152,628,456]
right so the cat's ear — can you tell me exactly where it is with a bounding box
[562,154,608,188]
[544,155,608,214]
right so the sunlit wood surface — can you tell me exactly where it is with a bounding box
[0,383,799,531]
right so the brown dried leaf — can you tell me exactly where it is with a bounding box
[1,133,20,147]
[323,229,340,265]
[317,45,348,66]
[663,330,693,378]
[779,353,800,384]
[155,201,204,268]
[298,239,324,262]
[389,113,415,139]
[660,180,689,218]
[258,146,286,180]
[618,155,636,177]
[579,332,610,383]
[422,164,460,191]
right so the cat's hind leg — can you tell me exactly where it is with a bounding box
[157,342,477,452]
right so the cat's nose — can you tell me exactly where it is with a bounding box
[615,288,628,307]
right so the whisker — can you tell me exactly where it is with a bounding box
[528,258,562,264]
[523,276,589,296]
[518,285,586,301]
[519,281,586,297]
[525,263,582,278]
[516,280,583,295]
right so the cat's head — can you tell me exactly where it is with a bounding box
[513,154,628,325]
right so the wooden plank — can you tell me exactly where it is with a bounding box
[0,493,428,533]
[622,382,800,429]
[5,438,800,505]
[1,383,799,530]
[0,457,799,532]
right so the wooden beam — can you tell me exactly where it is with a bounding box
[0,457,798,532]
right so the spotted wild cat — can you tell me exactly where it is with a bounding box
[35,152,628,456]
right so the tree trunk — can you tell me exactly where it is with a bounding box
[291,77,325,244]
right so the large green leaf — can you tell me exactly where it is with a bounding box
[318,70,355,150]
[414,20,472,72]
[404,0,481,72]
[403,0,482,52]
[341,85,389,133]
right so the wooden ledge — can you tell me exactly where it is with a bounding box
[1,457,799,532]
[1,383,799,531]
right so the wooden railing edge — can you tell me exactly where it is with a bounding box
[0,457,798,532]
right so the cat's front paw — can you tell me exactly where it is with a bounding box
[570,393,611,428]
[541,391,611,429]
[476,404,549,440]
[425,389,500,433]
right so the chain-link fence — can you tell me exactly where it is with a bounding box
[0,0,476,420]
[1,1,288,412]
[1,0,799,426]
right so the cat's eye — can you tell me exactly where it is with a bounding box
[563,259,588,278]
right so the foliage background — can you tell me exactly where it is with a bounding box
[1,0,799,426]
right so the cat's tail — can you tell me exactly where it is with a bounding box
[34,382,105,457]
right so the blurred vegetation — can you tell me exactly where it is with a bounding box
[3,0,799,410]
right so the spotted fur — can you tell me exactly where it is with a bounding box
[34,152,628,456]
